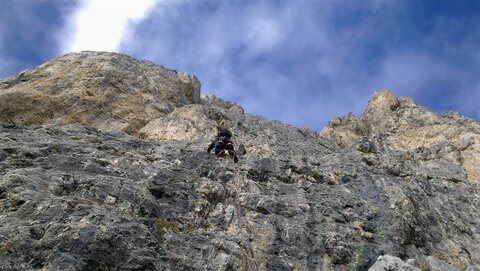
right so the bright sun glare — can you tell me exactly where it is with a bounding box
[67,0,156,52]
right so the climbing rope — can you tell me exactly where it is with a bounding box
[232,159,247,271]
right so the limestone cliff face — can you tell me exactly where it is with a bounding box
[0,53,479,271]
[0,51,201,134]
[320,89,480,184]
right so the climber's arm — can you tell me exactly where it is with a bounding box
[207,141,215,153]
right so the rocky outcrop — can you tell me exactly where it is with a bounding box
[319,89,480,184]
[368,254,471,271]
[0,51,201,134]
[1,53,479,270]
[368,255,420,271]
[138,95,245,142]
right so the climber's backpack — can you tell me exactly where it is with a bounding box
[216,136,227,146]
[217,129,232,139]
[216,129,233,149]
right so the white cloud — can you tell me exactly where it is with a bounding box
[61,0,157,53]
[367,53,450,97]
[0,53,11,79]
[0,29,20,79]
[462,82,480,119]
[119,1,367,129]
[244,17,283,57]
[79,0,480,129]
[0,31,5,76]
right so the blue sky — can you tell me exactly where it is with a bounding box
[1,0,479,131]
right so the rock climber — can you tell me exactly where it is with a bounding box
[207,128,239,163]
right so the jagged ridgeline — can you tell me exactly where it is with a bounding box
[0,52,479,271]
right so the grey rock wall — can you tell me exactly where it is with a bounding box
[319,90,480,184]
[0,53,479,270]
[0,51,200,134]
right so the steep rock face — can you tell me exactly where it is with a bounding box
[0,51,201,134]
[368,255,420,271]
[319,89,480,184]
[139,95,245,142]
[1,53,479,271]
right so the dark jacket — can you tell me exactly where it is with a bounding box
[207,130,238,163]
